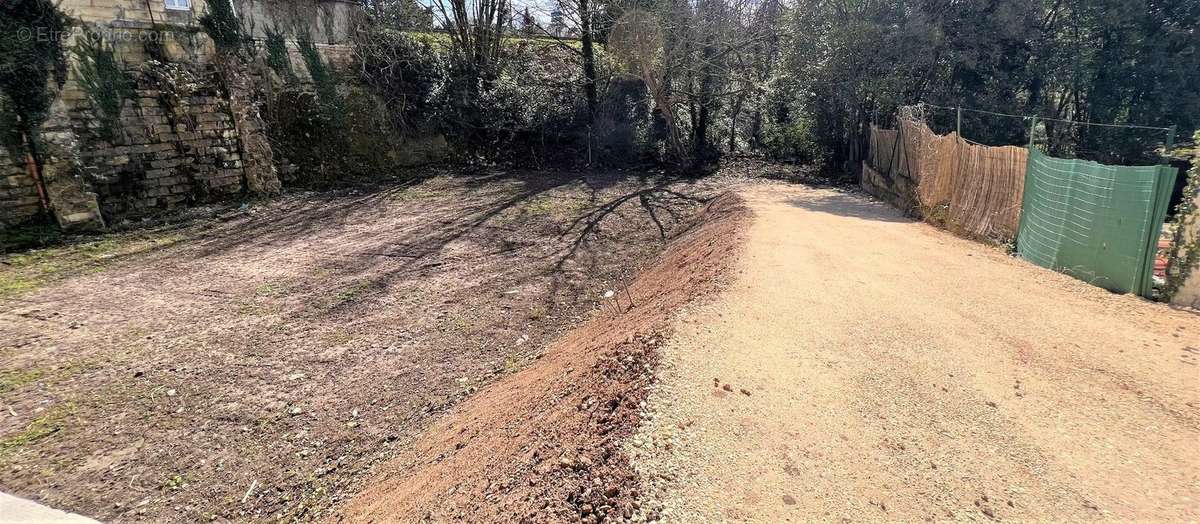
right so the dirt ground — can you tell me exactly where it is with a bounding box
[8,166,1193,523]
[0,168,734,522]
[632,184,1200,522]
[335,193,749,523]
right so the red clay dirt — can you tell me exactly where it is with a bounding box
[333,193,750,523]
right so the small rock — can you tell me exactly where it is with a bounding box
[166,389,177,397]
[782,495,796,505]
[722,384,733,392]
[740,388,751,396]
[288,407,303,416]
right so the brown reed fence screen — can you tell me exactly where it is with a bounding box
[864,121,1027,244]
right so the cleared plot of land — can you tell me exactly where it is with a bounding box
[0,170,721,522]
[634,184,1199,522]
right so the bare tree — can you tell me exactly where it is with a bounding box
[609,9,689,164]
[432,0,509,86]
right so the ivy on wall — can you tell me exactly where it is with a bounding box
[296,31,341,115]
[199,0,245,55]
[0,0,69,155]
[73,31,133,142]
[264,26,298,84]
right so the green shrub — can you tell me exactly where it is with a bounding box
[355,27,445,134]
[449,41,591,166]
[762,117,822,164]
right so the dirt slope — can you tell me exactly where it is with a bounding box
[334,194,750,522]
[632,184,1199,522]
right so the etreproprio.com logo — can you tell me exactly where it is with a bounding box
[15,25,182,44]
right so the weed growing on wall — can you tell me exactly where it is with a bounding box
[267,31,412,186]
[73,31,133,142]
[0,0,69,155]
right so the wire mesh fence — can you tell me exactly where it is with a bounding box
[1017,148,1179,296]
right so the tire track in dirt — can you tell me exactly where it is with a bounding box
[631,184,1199,522]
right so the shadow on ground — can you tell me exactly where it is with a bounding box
[0,167,722,523]
[786,191,913,223]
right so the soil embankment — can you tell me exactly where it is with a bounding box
[336,194,750,522]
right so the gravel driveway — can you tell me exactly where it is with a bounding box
[633,184,1199,522]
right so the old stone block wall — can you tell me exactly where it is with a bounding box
[59,0,360,46]
[72,72,247,220]
[0,1,449,231]
[0,148,42,227]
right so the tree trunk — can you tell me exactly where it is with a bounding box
[694,32,717,161]
[728,92,745,153]
[580,0,598,119]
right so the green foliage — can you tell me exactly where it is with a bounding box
[263,31,382,186]
[0,0,69,154]
[73,31,133,142]
[263,26,297,84]
[782,0,1200,169]
[199,0,244,54]
[362,0,434,29]
[352,27,601,167]
[1164,134,1200,302]
[458,41,590,164]
[355,27,446,133]
[296,31,342,115]
[762,118,821,164]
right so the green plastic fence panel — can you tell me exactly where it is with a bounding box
[1017,148,1178,297]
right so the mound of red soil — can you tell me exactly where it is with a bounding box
[333,193,750,523]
